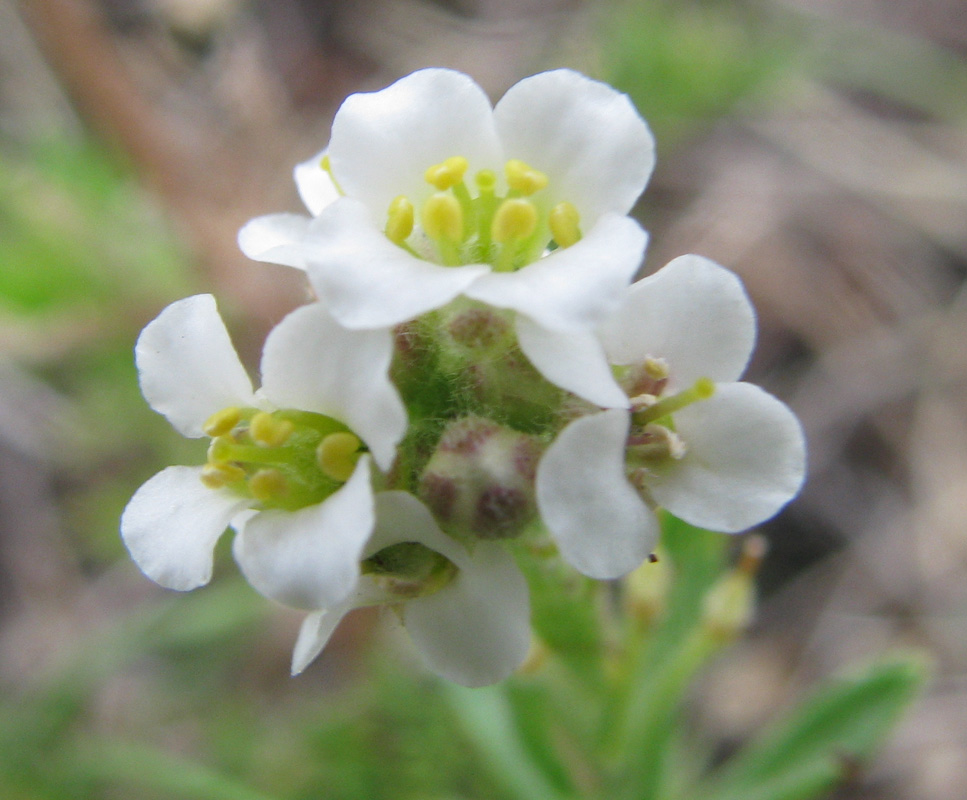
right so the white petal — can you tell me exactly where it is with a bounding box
[367,491,466,563]
[494,69,655,223]
[237,213,311,270]
[259,303,405,471]
[290,575,393,675]
[599,255,757,390]
[233,456,375,609]
[303,199,489,328]
[294,148,340,216]
[536,409,658,579]
[515,317,628,409]
[121,466,249,591]
[647,383,806,532]
[291,608,346,675]
[405,541,531,687]
[464,214,647,331]
[136,295,257,437]
[328,69,503,219]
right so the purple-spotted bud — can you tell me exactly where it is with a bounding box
[418,416,542,540]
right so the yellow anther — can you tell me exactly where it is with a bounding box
[491,198,538,243]
[320,154,331,171]
[250,411,294,447]
[203,407,242,438]
[385,195,415,244]
[644,356,669,381]
[474,169,497,193]
[421,193,464,241]
[505,159,548,195]
[249,468,288,502]
[424,156,469,190]
[207,435,236,464]
[317,432,362,483]
[549,201,582,248]
[200,462,246,489]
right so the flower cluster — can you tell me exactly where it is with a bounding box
[122,68,806,687]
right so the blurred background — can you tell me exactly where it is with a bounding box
[1,0,966,797]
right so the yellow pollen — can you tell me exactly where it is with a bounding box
[200,462,246,489]
[424,156,469,191]
[250,411,294,447]
[421,193,464,241]
[317,432,362,483]
[385,195,415,244]
[505,159,548,195]
[549,202,582,248]
[491,198,538,243]
[249,468,288,501]
[320,154,331,171]
[203,407,242,438]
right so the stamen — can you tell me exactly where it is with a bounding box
[248,468,288,502]
[491,199,538,243]
[644,357,669,381]
[385,196,415,245]
[549,202,581,248]
[505,159,548,196]
[250,411,295,447]
[317,432,363,482]
[421,193,464,242]
[203,407,242,437]
[200,462,246,489]
[424,156,469,191]
[633,378,716,426]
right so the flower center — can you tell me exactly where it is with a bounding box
[199,406,365,510]
[384,156,583,272]
[361,541,459,599]
[622,357,716,470]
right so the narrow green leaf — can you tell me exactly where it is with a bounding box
[445,684,570,800]
[71,739,282,800]
[702,655,927,799]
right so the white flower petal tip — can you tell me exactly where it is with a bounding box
[135,294,256,438]
[294,148,341,216]
[237,213,311,270]
[406,540,532,687]
[121,466,249,591]
[259,302,406,471]
[233,456,375,610]
[648,383,806,533]
[495,69,656,221]
[537,410,660,579]
[601,254,757,388]
[368,492,530,687]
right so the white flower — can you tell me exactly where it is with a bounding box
[239,68,655,408]
[289,491,531,688]
[536,255,807,579]
[120,294,407,609]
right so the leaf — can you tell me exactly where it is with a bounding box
[700,655,927,800]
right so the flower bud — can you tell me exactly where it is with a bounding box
[418,416,542,540]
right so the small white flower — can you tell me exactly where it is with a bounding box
[239,68,655,408]
[290,491,532,688]
[120,295,407,609]
[536,255,807,579]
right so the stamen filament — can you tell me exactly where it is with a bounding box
[633,378,715,426]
